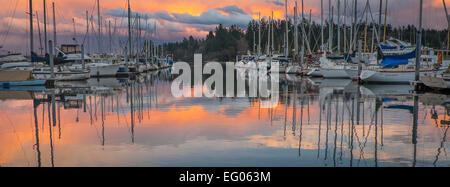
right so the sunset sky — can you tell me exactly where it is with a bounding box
[0,0,448,54]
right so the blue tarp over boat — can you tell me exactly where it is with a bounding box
[383,49,416,59]
[380,58,409,68]
[379,48,416,68]
[380,44,398,50]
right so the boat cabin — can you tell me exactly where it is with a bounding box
[60,44,81,54]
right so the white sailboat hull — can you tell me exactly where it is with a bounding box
[361,69,446,83]
[344,67,359,80]
[33,71,90,81]
[320,69,350,79]
[421,75,450,89]
[307,68,323,77]
[89,64,120,77]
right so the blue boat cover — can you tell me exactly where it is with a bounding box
[380,57,409,68]
[380,44,398,50]
[382,98,398,102]
[343,53,354,62]
[279,59,289,63]
[380,48,416,68]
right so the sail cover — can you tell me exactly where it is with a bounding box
[380,44,398,50]
[380,57,409,68]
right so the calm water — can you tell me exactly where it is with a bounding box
[0,69,449,167]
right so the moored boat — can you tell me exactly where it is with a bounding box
[0,70,47,87]
[421,67,450,90]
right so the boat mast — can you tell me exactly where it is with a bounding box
[72,18,77,42]
[43,0,48,55]
[267,16,271,55]
[97,0,102,54]
[321,0,324,54]
[109,20,112,54]
[258,12,261,56]
[127,0,132,64]
[271,11,274,52]
[344,0,347,53]
[349,0,354,52]
[444,0,450,50]
[378,0,383,43]
[285,0,289,58]
[353,0,358,52]
[86,11,89,54]
[36,11,43,56]
[29,0,34,58]
[328,0,332,53]
[52,2,56,54]
[337,0,341,54]
[383,0,388,42]
[414,0,423,83]
[301,0,305,62]
[137,14,140,58]
[294,2,298,59]
[253,29,256,54]
[364,4,368,53]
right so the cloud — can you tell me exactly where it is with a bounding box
[216,5,247,15]
[171,9,252,26]
[107,6,253,27]
[266,0,284,7]
[1,0,449,54]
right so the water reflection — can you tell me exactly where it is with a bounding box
[0,70,449,167]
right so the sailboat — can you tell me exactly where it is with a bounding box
[360,41,448,83]
[420,63,450,90]
[419,0,450,89]
[2,1,91,81]
[65,44,120,77]
[0,0,47,87]
[0,70,47,87]
[269,0,290,74]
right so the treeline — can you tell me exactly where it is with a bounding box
[164,25,247,62]
[164,19,450,62]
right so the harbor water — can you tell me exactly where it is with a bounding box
[0,69,449,167]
